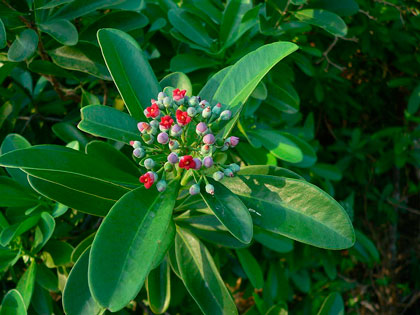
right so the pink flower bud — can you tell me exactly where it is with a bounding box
[203,156,213,168]
[157,132,169,144]
[137,122,149,133]
[193,158,202,170]
[227,136,239,147]
[203,133,215,145]
[167,152,179,164]
[196,122,208,135]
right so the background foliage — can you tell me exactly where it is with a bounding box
[0,0,419,314]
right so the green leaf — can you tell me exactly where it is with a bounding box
[0,215,40,246]
[42,240,73,267]
[238,165,303,180]
[146,259,171,314]
[52,122,88,147]
[294,9,347,37]
[175,213,248,248]
[313,0,359,16]
[31,284,53,314]
[0,247,20,272]
[175,227,238,314]
[254,227,294,253]
[170,54,219,74]
[280,132,316,168]
[408,83,420,114]
[210,42,298,112]
[79,11,148,43]
[151,220,175,269]
[49,43,111,80]
[32,212,55,254]
[78,105,142,144]
[7,29,38,62]
[250,129,303,163]
[97,28,160,120]
[168,9,213,49]
[0,177,38,207]
[71,233,95,263]
[16,260,37,310]
[160,72,192,96]
[317,292,344,315]
[38,19,78,46]
[200,179,253,244]
[35,264,59,292]
[63,248,104,315]
[266,83,300,114]
[89,181,179,311]
[85,141,139,175]
[0,18,6,49]
[236,249,264,289]
[220,0,252,49]
[199,66,232,101]
[0,289,26,315]
[222,175,355,249]
[36,0,73,9]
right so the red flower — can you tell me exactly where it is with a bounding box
[160,115,174,130]
[146,103,160,118]
[139,172,154,189]
[176,110,191,126]
[173,88,186,101]
[179,155,196,170]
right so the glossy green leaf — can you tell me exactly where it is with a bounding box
[63,248,104,315]
[52,122,88,147]
[211,42,298,112]
[170,54,219,74]
[222,175,355,249]
[220,0,252,49]
[0,18,6,49]
[312,0,359,16]
[28,175,116,217]
[28,60,75,78]
[32,212,55,254]
[280,132,316,168]
[236,249,264,289]
[16,260,37,309]
[266,83,300,114]
[254,227,294,253]
[0,177,38,207]
[175,227,238,314]
[0,247,20,272]
[35,264,59,292]
[312,163,342,181]
[175,213,248,248]
[199,66,232,101]
[317,292,344,315]
[89,181,179,311]
[168,9,213,49]
[49,43,111,80]
[85,141,139,175]
[151,220,175,269]
[408,84,420,114]
[0,215,40,246]
[250,129,303,163]
[39,19,78,45]
[42,240,73,267]
[201,179,252,244]
[160,72,192,96]
[71,233,95,263]
[7,29,38,62]
[36,0,73,9]
[294,9,347,37]
[78,105,141,144]
[97,28,160,120]
[147,259,171,314]
[238,165,303,180]
[79,11,148,43]
[0,289,26,315]
[31,284,53,315]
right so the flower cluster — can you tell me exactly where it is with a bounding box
[130,89,241,195]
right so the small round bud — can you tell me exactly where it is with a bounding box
[133,148,145,158]
[158,92,166,101]
[203,133,215,145]
[193,158,202,170]
[205,184,215,195]
[157,132,169,144]
[212,102,222,115]
[187,107,197,117]
[163,96,172,108]
[167,152,179,164]
[138,122,150,134]
[170,124,182,137]
[156,180,167,192]
[142,133,154,145]
[224,168,234,177]
[132,141,142,149]
[189,184,200,195]
[226,136,239,147]
[199,100,209,108]
[201,144,211,155]
[188,96,198,106]
[144,158,155,169]
[213,171,224,181]
[203,156,214,168]
[196,122,208,136]
[148,126,158,135]
[164,162,174,172]
[169,140,179,150]
[150,120,159,129]
[220,110,232,120]
[148,171,158,182]
[202,106,212,119]
[229,163,240,173]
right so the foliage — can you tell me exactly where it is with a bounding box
[0,0,419,314]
